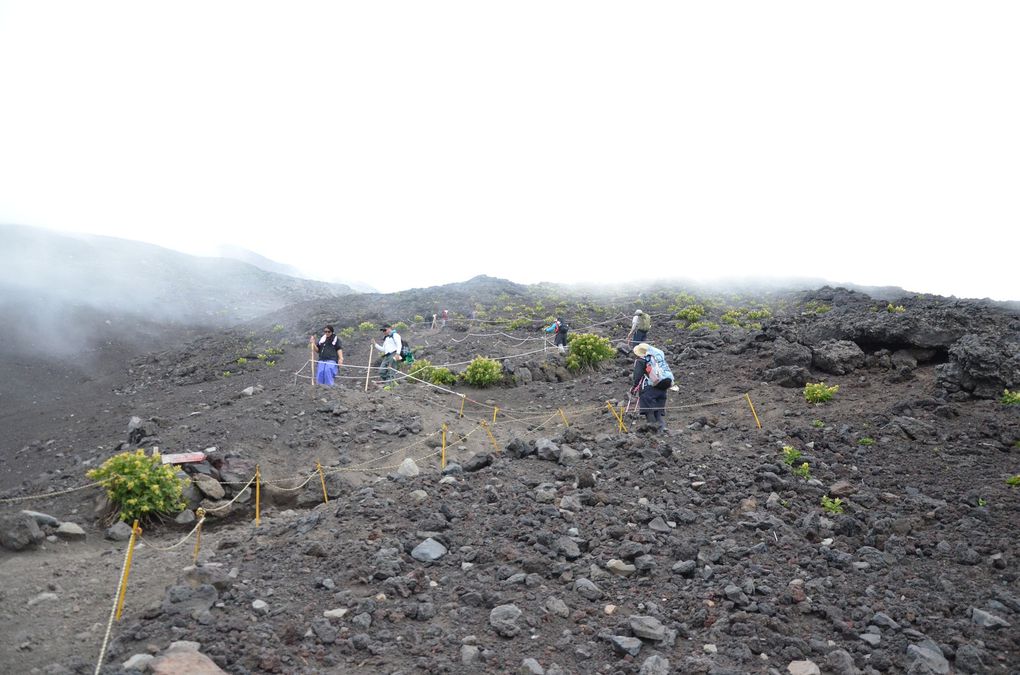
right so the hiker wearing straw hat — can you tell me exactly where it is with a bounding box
[632,342,674,433]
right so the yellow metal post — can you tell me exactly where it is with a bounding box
[441,423,447,470]
[746,393,762,430]
[114,520,142,621]
[193,509,205,563]
[317,461,329,504]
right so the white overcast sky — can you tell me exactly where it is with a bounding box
[1,2,1017,299]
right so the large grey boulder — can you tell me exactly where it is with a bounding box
[936,334,1019,398]
[773,338,813,368]
[0,513,44,551]
[812,340,866,375]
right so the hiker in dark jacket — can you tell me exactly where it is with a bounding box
[544,317,568,353]
[311,325,343,386]
[632,342,673,432]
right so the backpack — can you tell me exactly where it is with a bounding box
[398,336,414,364]
[644,353,672,387]
[637,313,651,331]
[557,321,569,334]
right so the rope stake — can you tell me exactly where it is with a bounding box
[193,509,205,563]
[115,520,142,621]
[746,393,762,430]
[317,461,329,504]
[459,396,465,418]
[255,465,261,526]
[492,406,498,424]
[480,420,499,452]
[606,401,628,433]
[559,408,569,427]
[441,424,447,470]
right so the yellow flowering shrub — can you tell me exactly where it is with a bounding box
[87,449,187,523]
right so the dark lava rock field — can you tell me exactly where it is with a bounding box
[1,281,1018,675]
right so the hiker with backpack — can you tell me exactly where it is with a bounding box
[310,325,344,386]
[544,317,569,353]
[632,342,674,433]
[626,309,651,347]
[373,324,403,383]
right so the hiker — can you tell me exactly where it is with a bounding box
[632,342,674,433]
[441,309,449,329]
[372,323,403,383]
[430,313,438,330]
[310,325,343,386]
[544,317,568,353]
[626,309,651,347]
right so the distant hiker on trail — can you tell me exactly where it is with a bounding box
[430,313,438,330]
[632,342,674,433]
[544,317,568,353]
[441,309,449,329]
[311,325,343,386]
[626,309,651,347]
[373,323,403,383]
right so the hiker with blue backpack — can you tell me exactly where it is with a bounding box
[544,317,569,353]
[632,342,674,433]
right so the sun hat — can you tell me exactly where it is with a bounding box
[633,343,650,357]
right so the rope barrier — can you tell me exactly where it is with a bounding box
[137,515,206,552]
[0,479,110,504]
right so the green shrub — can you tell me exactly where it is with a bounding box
[413,315,424,323]
[272,324,284,332]
[687,321,720,331]
[1005,475,1020,487]
[821,495,845,515]
[1000,389,1020,405]
[886,303,906,313]
[565,333,615,372]
[804,382,839,404]
[408,359,457,386]
[676,305,705,322]
[811,419,825,428]
[461,356,503,387]
[720,309,743,325]
[805,301,831,315]
[746,308,772,320]
[781,445,802,465]
[793,462,811,480]
[393,322,409,331]
[358,321,376,331]
[236,357,247,365]
[858,437,875,446]
[339,327,355,339]
[508,317,532,330]
[86,449,187,523]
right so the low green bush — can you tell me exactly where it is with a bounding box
[461,356,503,387]
[565,333,615,372]
[408,359,458,386]
[86,449,187,523]
[1000,389,1020,405]
[358,321,376,331]
[804,382,839,403]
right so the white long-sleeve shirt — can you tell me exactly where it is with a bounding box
[375,332,402,355]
